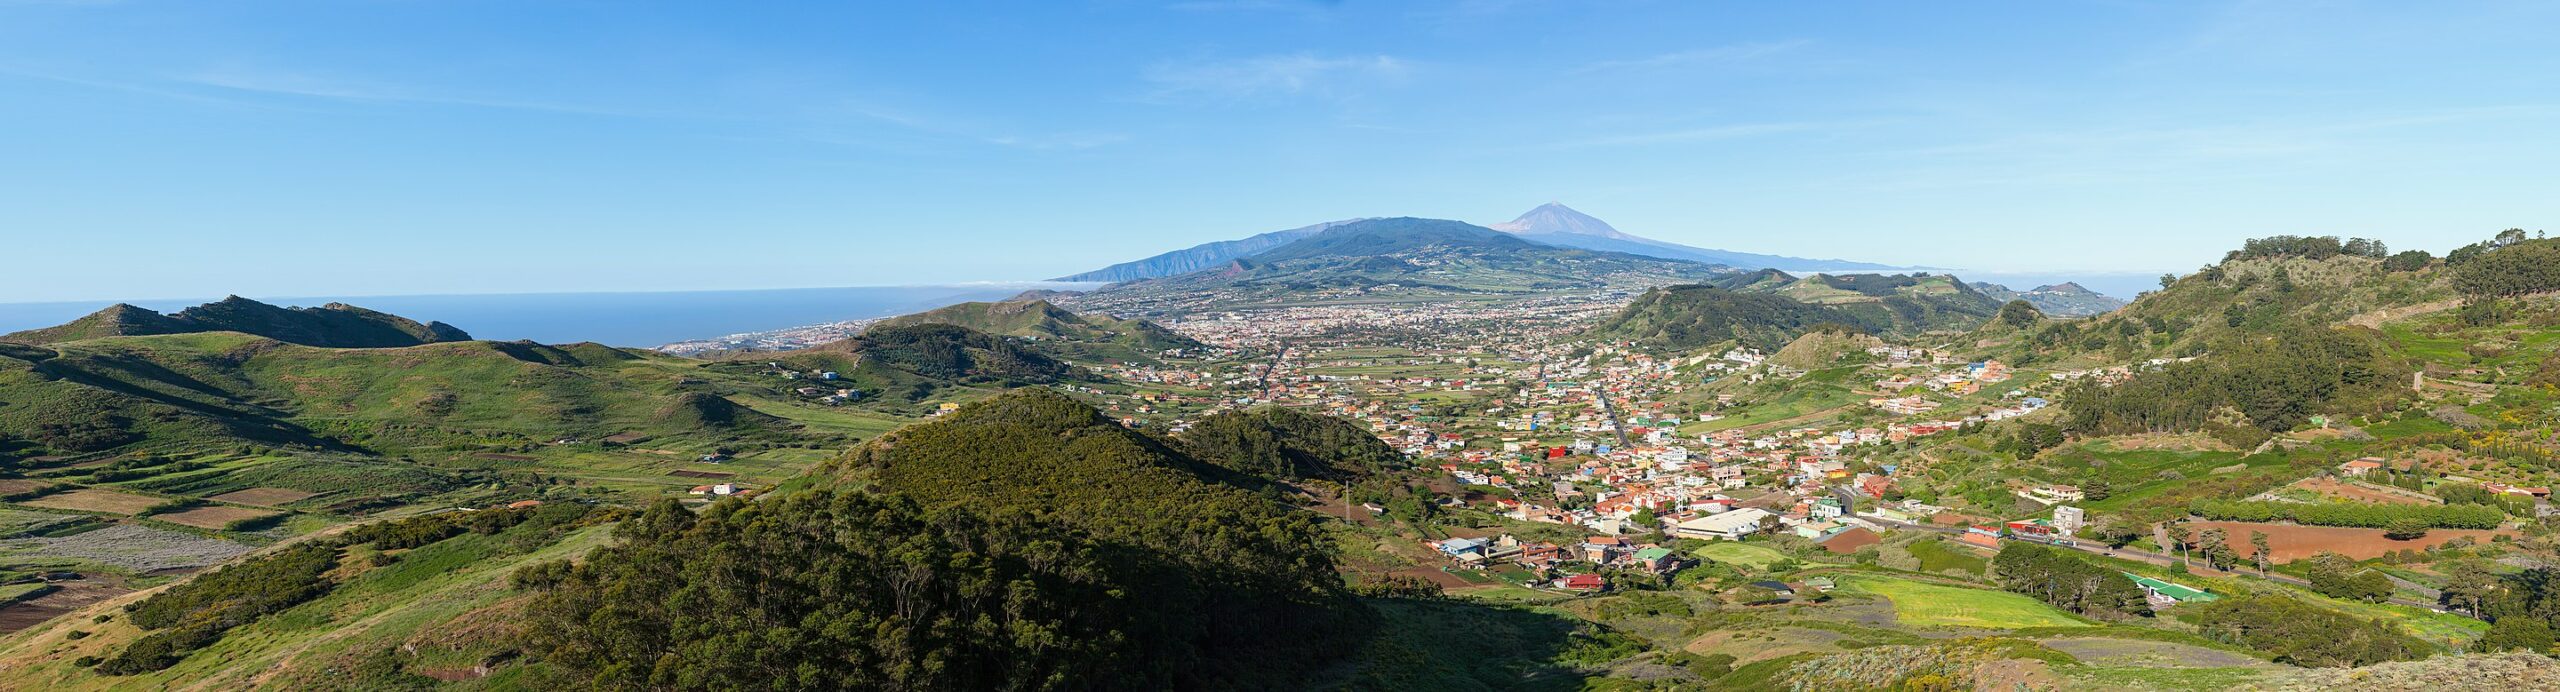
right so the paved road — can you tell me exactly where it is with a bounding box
[1859,515,2451,612]
[1593,389,1631,449]
[1254,345,1289,400]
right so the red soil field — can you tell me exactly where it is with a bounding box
[2184,520,2514,562]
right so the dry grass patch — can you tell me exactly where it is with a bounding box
[154,505,283,530]
[22,488,164,516]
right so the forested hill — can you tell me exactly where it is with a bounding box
[1176,405,1409,482]
[873,299,1202,354]
[1584,273,2002,353]
[1982,234,2470,367]
[1995,231,2557,449]
[2,296,471,348]
[809,322,1087,384]
[759,388,1370,687]
[1582,286,1860,352]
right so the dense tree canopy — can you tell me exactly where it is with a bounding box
[2179,595,2428,667]
[2188,499,2503,530]
[521,492,1160,691]
[2060,324,2404,436]
[2221,235,2389,263]
[1175,406,1407,482]
[2452,235,2560,299]
[1991,543,2151,620]
[828,389,1369,687]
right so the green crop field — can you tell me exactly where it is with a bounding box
[1692,541,1792,569]
[1906,538,1989,576]
[1838,575,2090,629]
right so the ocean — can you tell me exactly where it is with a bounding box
[0,284,1105,348]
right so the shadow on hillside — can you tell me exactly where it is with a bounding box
[1328,597,1594,691]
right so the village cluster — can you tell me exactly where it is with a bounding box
[1035,296,2244,601]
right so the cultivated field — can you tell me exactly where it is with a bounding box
[1837,576,2089,629]
[153,506,284,530]
[206,487,319,507]
[1693,542,1793,569]
[2184,520,2514,562]
[21,489,165,516]
[2280,477,2434,505]
[0,480,50,496]
[0,524,253,572]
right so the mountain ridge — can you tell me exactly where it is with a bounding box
[1,296,472,348]
[1968,280,2129,317]
[1050,218,1373,283]
[1485,203,1908,272]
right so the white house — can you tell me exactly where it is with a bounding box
[1674,507,1775,541]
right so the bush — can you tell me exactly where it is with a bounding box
[2381,250,2433,272]
[2180,595,2428,667]
[1992,543,2151,619]
[2306,553,2393,603]
[98,543,339,674]
[2476,617,2556,653]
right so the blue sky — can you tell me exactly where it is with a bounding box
[2,0,2554,302]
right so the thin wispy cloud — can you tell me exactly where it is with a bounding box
[179,69,661,117]
[1849,104,2560,192]
[837,101,1126,151]
[1576,40,1811,73]
[1165,0,1341,13]
[0,66,259,107]
[1545,121,1826,150]
[1143,53,1408,103]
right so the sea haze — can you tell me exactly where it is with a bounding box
[0,284,1105,348]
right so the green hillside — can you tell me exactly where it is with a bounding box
[1583,286,1843,352]
[1590,273,2003,353]
[874,299,1202,362]
[3,297,472,348]
[1174,405,1408,482]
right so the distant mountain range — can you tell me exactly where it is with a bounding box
[1487,203,1904,272]
[1,296,472,348]
[1053,203,1901,283]
[1967,281,2128,317]
[1070,217,1729,312]
[1052,219,1371,283]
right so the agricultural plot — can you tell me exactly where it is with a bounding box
[2183,520,2513,562]
[0,480,49,496]
[2275,477,2434,505]
[119,456,456,506]
[1837,576,2090,630]
[1693,542,1793,569]
[207,487,319,507]
[0,523,253,572]
[153,506,284,530]
[21,489,165,516]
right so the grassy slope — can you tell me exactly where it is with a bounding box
[0,523,613,690]
[1835,574,2092,629]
